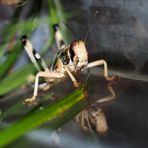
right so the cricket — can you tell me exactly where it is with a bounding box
[21,24,117,105]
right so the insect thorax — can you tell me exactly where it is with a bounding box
[58,49,70,65]
[51,47,70,71]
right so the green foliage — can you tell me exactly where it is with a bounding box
[0,88,86,147]
[0,1,87,147]
[0,64,34,95]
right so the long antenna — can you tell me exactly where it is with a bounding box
[63,22,78,39]
[84,25,90,44]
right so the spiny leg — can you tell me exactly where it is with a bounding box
[86,59,117,81]
[24,71,64,104]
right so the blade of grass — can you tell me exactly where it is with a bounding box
[0,87,86,147]
[0,64,35,95]
[1,93,54,120]
[0,42,22,78]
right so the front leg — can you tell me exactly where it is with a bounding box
[64,66,80,87]
[85,59,118,104]
[86,59,118,81]
[24,71,64,105]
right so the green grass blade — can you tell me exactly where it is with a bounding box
[0,64,35,95]
[0,42,22,78]
[0,88,86,147]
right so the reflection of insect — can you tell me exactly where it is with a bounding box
[75,83,116,134]
[75,106,108,134]
[21,24,117,105]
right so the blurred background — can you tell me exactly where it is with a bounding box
[0,0,148,147]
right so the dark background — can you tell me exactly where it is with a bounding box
[62,0,148,74]
[0,0,148,147]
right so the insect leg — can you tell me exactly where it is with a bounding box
[21,35,50,72]
[38,82,51,91]
[53,24,65,50]
[86,60,117,104]
[86,59,116,81]
[96,83,116,104]
[24,71,64,104]
[64,66,80,87]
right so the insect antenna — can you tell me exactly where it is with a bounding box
[84,26,90,44]
[63,22,78,39]
[83,70,90,89]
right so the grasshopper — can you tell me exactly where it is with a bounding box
[21,24,117,105]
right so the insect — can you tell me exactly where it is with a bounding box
[75,106,108,134]
[21,24,117,105]
[75,83,116,134]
